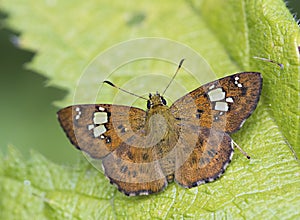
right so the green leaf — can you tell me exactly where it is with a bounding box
[1,0,299,219]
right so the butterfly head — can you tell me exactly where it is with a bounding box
[147,92,167,109]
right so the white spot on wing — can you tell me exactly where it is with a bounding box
[129,192,137,196]
[93,125,106,137]
[93,112,108,124]
[239,119,246,128]
[138,191,149,196]
[229,141,234,157]
[207,88,225,102]
[75,107,81,120]
[226,97,234,103]
[99,106,105,111]
[209,84,215,90]
[88,124,95,130]
[234,76,243,88]
[196,180,205,186]
[214,102,229,111]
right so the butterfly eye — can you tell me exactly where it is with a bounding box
[147,100,151,109]
[161,97,167,105]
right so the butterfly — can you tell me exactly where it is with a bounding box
[57,60,262,196]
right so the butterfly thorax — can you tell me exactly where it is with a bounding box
[145,93,177,140]
[145,93,180,180]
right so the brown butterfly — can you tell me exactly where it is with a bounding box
[57,60,262,196]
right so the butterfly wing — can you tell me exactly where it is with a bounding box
[58,104,168,195]
[171,72,261,187]
[175,127,233,188]
[57,104,147,159]
[101,143,168,196]
[170,72,262,133]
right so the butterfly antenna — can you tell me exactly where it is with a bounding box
[253,56,284,69]
[232,140,251,159]
[103,80,148,101]
[162,58,185,96]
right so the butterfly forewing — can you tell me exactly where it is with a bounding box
[57,104,146,159]
[170,72,262,133]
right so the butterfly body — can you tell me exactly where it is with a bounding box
[145,94,181,182]
[57,72,262,196]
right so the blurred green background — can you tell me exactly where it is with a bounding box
[0,1,299,164]
[0,12,79,163]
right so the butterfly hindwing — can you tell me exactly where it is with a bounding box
[175,128,233,188]
[57,104,146,159]
[170,72,262,133]
[102,144,168,196]
[58,104,170,195]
